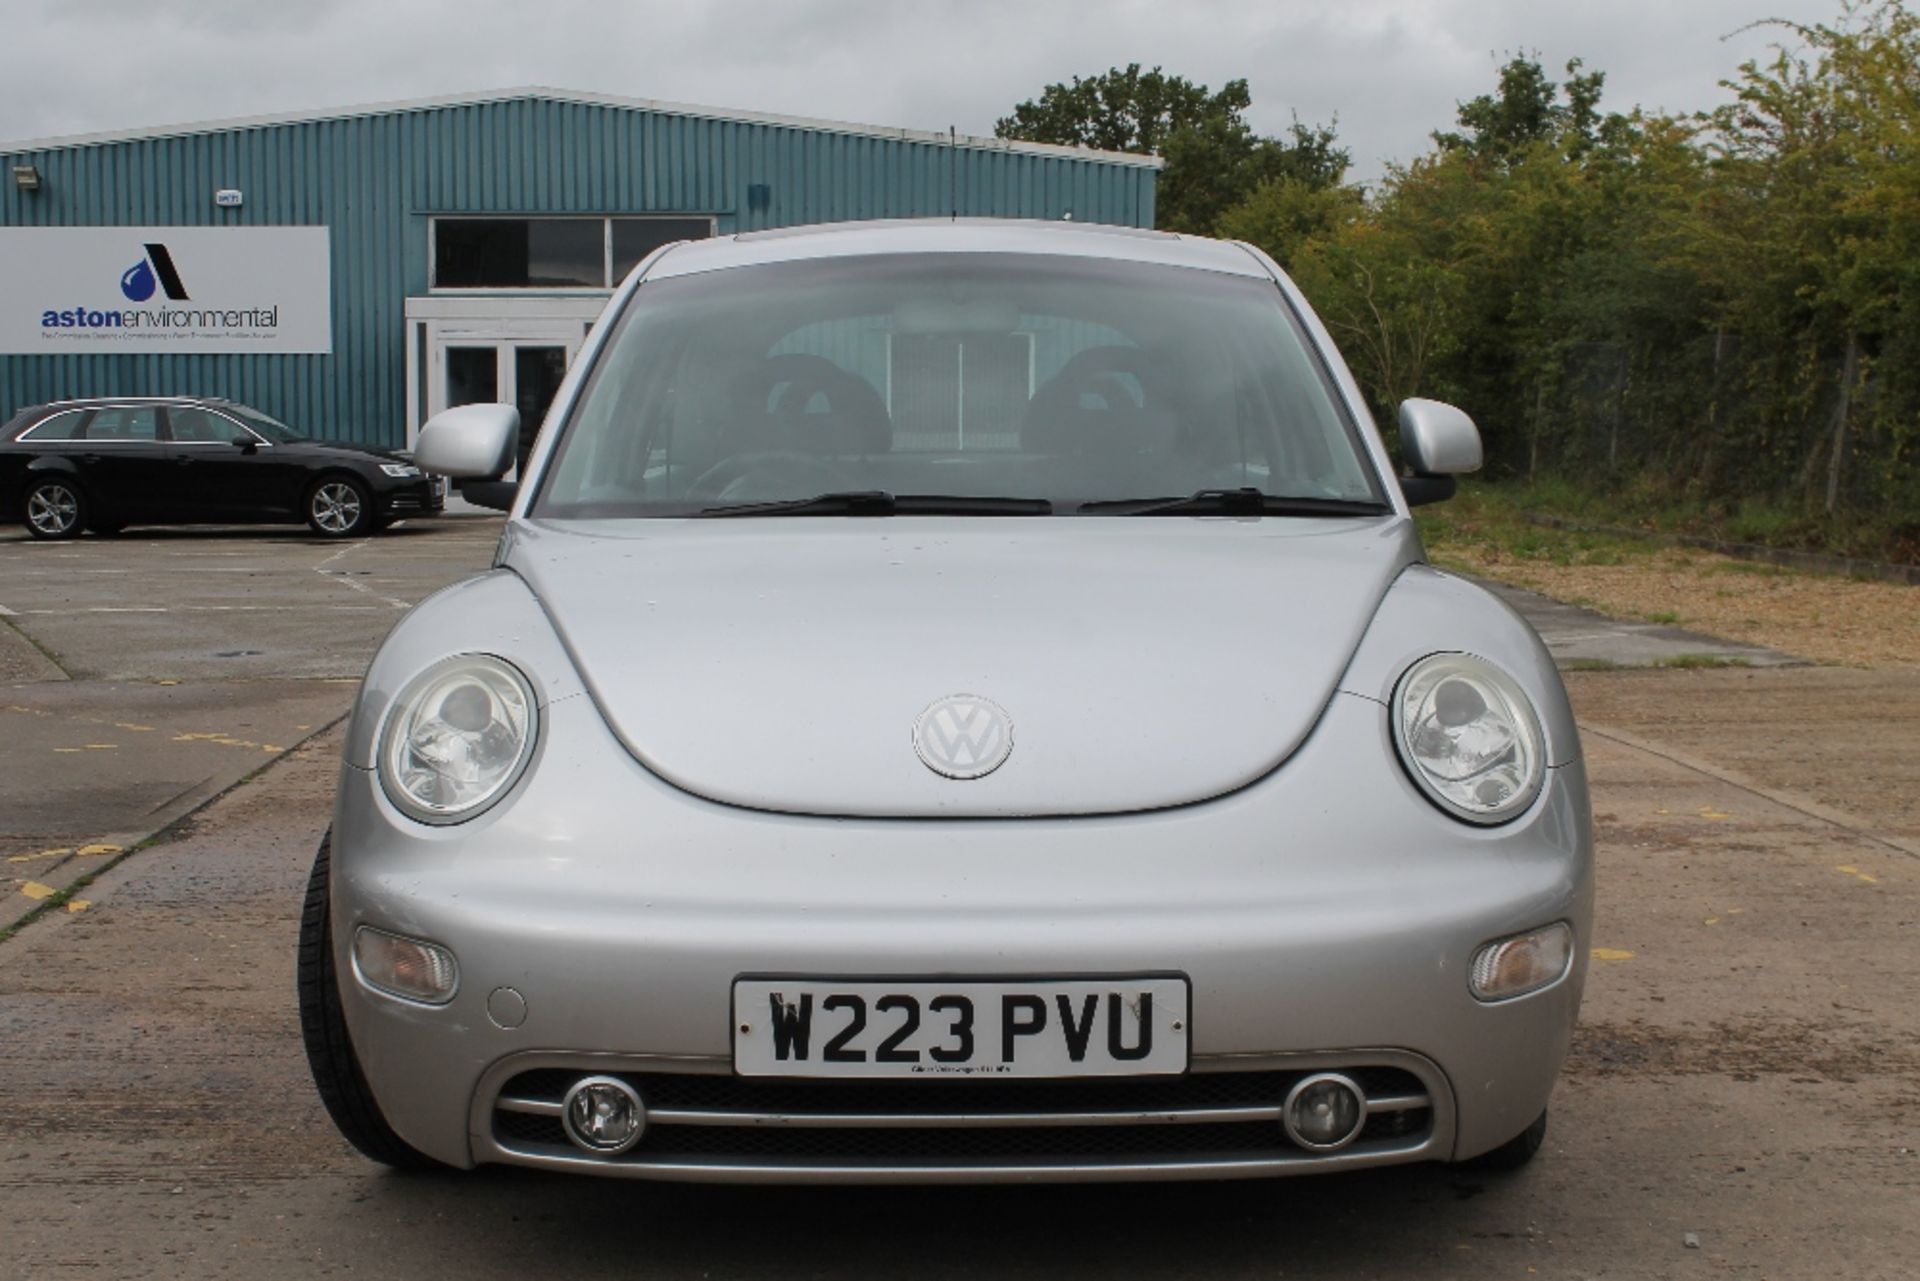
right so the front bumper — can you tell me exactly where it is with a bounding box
[375,475,445,519]
[331,688,1593,1181]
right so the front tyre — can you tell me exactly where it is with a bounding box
[297,830,443,1169]
[24,478,86,541]
[306,476,373,538]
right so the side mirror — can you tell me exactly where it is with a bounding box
[230,436,258,455]
[1396,398,1482,506]
[414,403,519,480]
[456,479,519,512]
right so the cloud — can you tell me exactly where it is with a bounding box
[3,0,1848,182]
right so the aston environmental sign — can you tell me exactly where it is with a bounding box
[0,226,331,354]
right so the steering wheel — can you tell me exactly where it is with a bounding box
[685,451,863,504]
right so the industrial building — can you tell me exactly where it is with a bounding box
[0,89,1158,451]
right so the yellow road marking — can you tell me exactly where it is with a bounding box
[1699,806,1730,821]
[4,843,120,870]
[114,722,157,732]
[170,731,266,749]
[1592,948,1636,961]
[66,899,90,913]
[6,847,74,864]
[84,743,117,750]
[1704,917,1720,926]
[1835,865,1880,885]
[20,882,55,901]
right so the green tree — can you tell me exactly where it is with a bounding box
[1435,56,1608,164]
[994,64,1229,154]
[1706,1,1920,510]
[1095,3,1920,547]
[996,65,1348,233]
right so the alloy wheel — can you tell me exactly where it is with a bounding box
[312,481,364,535]
[27,484,79,537]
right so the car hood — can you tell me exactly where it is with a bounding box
[299,440,410,463]
[505,516,1420,818]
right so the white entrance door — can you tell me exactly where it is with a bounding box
[404,294,609,470]
[424,321,584,478]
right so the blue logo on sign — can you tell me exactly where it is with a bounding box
[117,244,188,303]
[120,258,157,301]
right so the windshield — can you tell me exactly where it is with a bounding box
[226,405,307,444]
[534,252,1385,517]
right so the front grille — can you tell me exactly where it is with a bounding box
[498,1066,1422,1115]
[484,1063,1438,1178]
[386,491,441,513]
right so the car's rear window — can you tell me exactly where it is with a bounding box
[534,253,1384,517]
[18,409,88,441]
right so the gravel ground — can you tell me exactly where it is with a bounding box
[1434,545,1920,668]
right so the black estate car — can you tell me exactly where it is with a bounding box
[0,397,444,540]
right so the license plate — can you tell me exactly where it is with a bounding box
[732,976,1189,1078]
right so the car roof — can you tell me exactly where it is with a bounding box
[641,218,1274,282]
[4,396,249,436]
[17,395,240,413]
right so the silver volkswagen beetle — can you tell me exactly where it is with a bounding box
[300,219,1591,1183]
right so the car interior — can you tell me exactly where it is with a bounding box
[535,255,1384,516]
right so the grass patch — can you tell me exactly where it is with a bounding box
[1644,609,1682,625]
[1414,482,1660,568]
[1656,654,1753,670]
[1704,559,1797,579]
[1425,474,1920,566]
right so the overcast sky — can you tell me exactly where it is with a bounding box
[3,0,1849,179]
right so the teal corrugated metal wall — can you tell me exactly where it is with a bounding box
[0,97,1156,445]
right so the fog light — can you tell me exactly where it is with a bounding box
[351,926,458,1004]
[562,1076,647,1155]
[1471,922,1574,1001]
[1282,1072,1367,1152]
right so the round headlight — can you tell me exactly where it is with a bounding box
[1392,653,1545,824]
[378,654,538,824]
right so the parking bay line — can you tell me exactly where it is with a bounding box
[1580,719,1920,862]
[315,539,413,610]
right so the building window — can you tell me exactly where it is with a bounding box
[432,216,714,290]
[612,218,716,282]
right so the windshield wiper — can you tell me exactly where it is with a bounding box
[696,491,1054,518]
[1076,488,1392,518]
